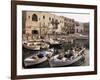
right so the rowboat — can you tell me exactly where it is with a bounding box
[24,51,53,67]
[49,48,86,67]
[23,41,49,51]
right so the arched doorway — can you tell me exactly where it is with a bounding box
[32,30,38,34]
[32,30,39,39]
[32,14,38,21]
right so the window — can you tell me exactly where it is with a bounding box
[49,17,51,21]
[32,30,38,34]
[28,16,30,19]
[32,14,38,21]
[55,19,59,29]
[51,18,54,25]
[39,18,40,21]
[76,22,79,26]
[81,29,83,32]
[77,29,78,33]
[43,15,45,19]
[52,18,54,21]
[43,23,45,27]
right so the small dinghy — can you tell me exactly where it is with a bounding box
[23,41,49,51]
[24,51,53,67]
[49,48,86,67]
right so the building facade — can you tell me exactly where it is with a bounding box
[83,23,89,34]
[64,17,75,34]
[75,21,84,33]
[22,11,75,41]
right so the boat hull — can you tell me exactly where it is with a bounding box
[49,55,85,67]
[49,49,86,67]
[24,56,47,67]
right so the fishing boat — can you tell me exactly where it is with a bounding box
[23,40,49,51]
[49,48,86,67]
[24,51,53,67]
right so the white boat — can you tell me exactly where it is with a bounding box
[49,48,86,67]
[49,38,60,44]
[23,44,41,50]
[23,41,49,50]
[24,51,53,67]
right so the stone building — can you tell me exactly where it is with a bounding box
[64,17,75,34]
[22,11,65,40]
[83,22,89,34]
[75,21,84,33]
[22,11,75,41]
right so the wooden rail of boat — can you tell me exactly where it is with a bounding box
[24,54,47,67]
[23,41,50,51]
[49,48,86,67]
[24,51,53,67]
[23,44,41,51]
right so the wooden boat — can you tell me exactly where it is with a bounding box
[24,51,53,67]
[23,41,49,51]
[49,48,86,67]
[49,38,60,45]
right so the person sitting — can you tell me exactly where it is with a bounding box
[79,47,82,51]
[64,53,70,58]
[32,56,38,59]
[57,54,63,60]
[37,53,44,58]
[64,48,74,59]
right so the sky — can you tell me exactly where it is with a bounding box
[52,12,90,23]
